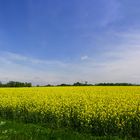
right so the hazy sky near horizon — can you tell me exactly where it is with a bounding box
[0,0,140,85]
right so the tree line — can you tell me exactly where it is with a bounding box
[94,83,135,86]
[0,81,139,87]
[45,82,139,87]
[0,81,32,87]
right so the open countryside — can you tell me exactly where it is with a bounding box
[1,0,140,139]
[0,86,140,139]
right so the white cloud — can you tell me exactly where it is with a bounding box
[81,55,89,60]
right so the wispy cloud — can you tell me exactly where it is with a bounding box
[0,29,140,85]
[100,0,122,27]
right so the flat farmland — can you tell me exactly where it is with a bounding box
[0,86,140,138]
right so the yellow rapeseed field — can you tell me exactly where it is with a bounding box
[0,86,140,136]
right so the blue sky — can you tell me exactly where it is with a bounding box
[0,0,140,85]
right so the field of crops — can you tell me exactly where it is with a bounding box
[0,86,140,138]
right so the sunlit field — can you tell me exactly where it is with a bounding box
[0,86,140,138]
